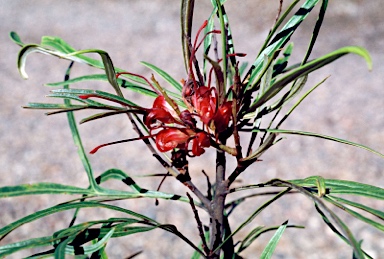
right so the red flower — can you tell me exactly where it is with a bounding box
[145,96,180,129]
[212,101,232,133]
[155,128,192,152]
[152,96,179,118]
[155,128,211,156]
[191,86,217,125]
[191,132,211,156]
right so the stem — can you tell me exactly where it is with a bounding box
[209,148,228,258]
[129,114,211,209]
[232,64,243,160]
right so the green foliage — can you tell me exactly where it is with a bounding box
[3,0,383,258]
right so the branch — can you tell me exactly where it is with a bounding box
[187,192,210,256]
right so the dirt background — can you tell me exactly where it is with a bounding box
[0,0,383,258]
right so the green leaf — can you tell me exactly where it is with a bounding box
[62,63,101,191]
[80,110,133,124]
[64,228,115,256]
[264,179,371,259]
[314,204,368,259]
[9,31,24,46]
[0,201,157,240]
[0,236,54,257]
[258,0,300,55]
[46,74,158,98]
[328,196,384,220]
[54,234,74,259]
[52,88,138,107]
[249,46,372,111]
[95,169,191,204]
[16,42,124,97]
[301,0,328,64]
[237,224,304,254]
[253,128,384,159]
[41,35,77,54]
[273,42,294,76]
[64,49,123,97]
[324,196,384,232]
[0,183,93,198]
[289,177,384,199]
[260,221,288,259]
[23,103,86,110]
[213,188,291,253]
[246,0,320,89]
[141,61,182,92]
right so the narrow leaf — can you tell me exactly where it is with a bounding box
[249,46,372,111]
[253,128,384,158]
[141,61,182,92]
[260,221,288,259]
[289,177,384,199]
[245,0,320,89]
[0,183,93,197]
[324,196,384,232]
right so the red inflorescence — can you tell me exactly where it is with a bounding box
[90,20,236,157]
[146,83,233,156]
[142,20,235,156]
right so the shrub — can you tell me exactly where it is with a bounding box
[1,0,383,258]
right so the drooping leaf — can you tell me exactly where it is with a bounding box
[324,196,384,232]
[327,195,384,220]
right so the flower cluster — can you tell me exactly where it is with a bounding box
[144,85,232,156]
[87,21,235,156]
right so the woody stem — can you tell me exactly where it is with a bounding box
[209,147,228,258]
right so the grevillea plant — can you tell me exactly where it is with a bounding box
[1,0,383,258]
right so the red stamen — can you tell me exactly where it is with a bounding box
[78,94,134,107]
[193,20,209,50]
[90,135,153,154]
[188,21,221,90]
[228,53,247,57]
[194,30,221,52]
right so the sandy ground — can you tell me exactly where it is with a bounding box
[0,0,383,258]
